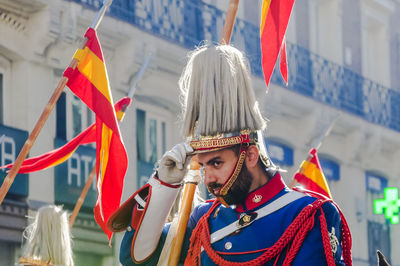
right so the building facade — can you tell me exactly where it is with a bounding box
[0,0,399,265]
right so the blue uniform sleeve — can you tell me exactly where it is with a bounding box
[120,228,135,265]
[292,201,345,265]
[119,223,171,265]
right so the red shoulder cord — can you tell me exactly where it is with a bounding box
[184,199,352,266]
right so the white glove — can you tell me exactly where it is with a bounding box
[157,142,193,184]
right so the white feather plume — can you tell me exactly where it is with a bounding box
[179,44,266,137]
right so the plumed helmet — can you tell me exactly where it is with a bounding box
[179,44,274,171]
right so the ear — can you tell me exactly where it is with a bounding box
[245,145,259,168]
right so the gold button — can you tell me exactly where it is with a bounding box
[243,215,251,223]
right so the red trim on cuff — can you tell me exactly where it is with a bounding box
[131,183,153,263]
[154,172,182,188]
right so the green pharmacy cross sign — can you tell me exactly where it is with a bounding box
[374,187,400,224]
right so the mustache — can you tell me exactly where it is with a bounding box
[208,182,223,190]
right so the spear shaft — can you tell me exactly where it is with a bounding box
[167,1,240,265]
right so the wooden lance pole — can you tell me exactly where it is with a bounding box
[69,166,97,227]
[220,0,239,44]
[0,0,113,206]
[167,1,240,264]
[167,158,201,266]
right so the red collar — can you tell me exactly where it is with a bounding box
[236,172,286,212]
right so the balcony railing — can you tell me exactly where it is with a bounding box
[69,0,400,133]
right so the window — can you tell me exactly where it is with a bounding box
[0,55,10,125]
[368,221,391,265]
[136,109,146,161]
[55,88,94,141]
[319,156,340,181]
[148,118,157,163]
[309,0,343,64]
[136,108,169,187]
[318,155,340,197]
[365,172,388,223]
[71,95,82,137]
[136,108,167,164]
[365,172,391,264]
[65,90,94,140]
[266,139,294,167]
[56,92,66,140]
[361,1,392,86]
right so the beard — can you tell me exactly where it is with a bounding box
[207,163,253,206]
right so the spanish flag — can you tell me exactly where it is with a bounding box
[260,0,295,87]
[294,148,332,199]
[0,97,131,174]
[63,28,128,240]
[0,124,95,173]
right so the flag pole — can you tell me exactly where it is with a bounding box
[127,54,152,100]
[69,55,151,227]
[220,0,239,44]
[289,116,339,189]
[91,0,113,31]
[69,166,96,227]
[167,1,240,265]
[0,0,113,206]
[313,115,340,151]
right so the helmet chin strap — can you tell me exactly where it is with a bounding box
[215,143,249,207]
[219,146,247,196]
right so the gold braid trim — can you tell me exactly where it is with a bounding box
[19,257,53,266]
[190,136,243,150]
[220,150,246,196]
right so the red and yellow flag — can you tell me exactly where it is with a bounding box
[0,124,95,173]
[294,148,332,199]
[260,0,295,87]
[0,97,131,174]
[63,28,128,240]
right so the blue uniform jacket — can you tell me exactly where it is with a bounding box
[120,173,345,265]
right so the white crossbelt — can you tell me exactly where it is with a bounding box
[210,190,306,244]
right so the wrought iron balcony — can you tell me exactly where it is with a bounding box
[69,0,400,133]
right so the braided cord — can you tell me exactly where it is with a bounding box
[332,202,353,266]
[186,199,328,265]
[185,201,221,265]
[185,198,354,266]
[282,207,317,265]
[319,208,336,266]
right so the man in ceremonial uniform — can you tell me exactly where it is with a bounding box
[107,44,352,265]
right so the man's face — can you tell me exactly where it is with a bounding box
[197,148,252,205]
